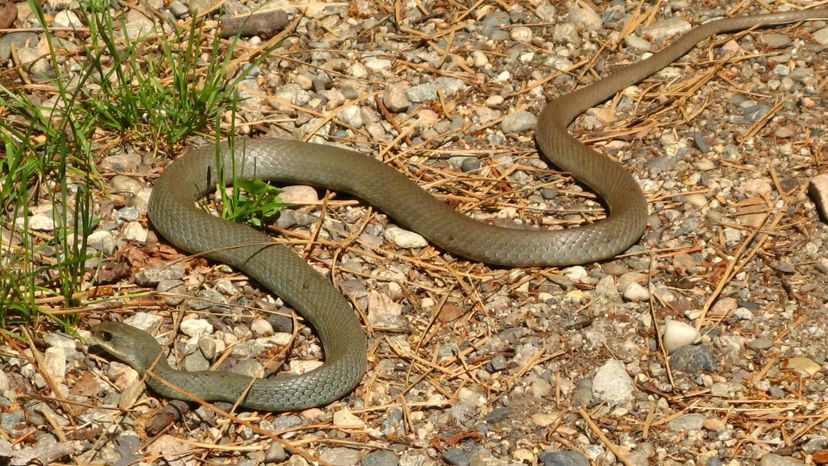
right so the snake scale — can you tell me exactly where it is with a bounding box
[92,8,828,411]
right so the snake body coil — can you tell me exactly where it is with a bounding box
[92,9,828,411]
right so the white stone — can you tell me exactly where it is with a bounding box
[510,26,532,42]
[623,282,650,302]
[383,225,428,248]
[179,319,213,338]
[339,105,364,129]
[18,214,54,231]
[592,359,633,404]
[662,320,699,353]
[250,318,273,336]
[125,312,164,333]
[87,230,116,254]
[43,347,66,382]
[563,266,588,283]
[333,408,365,429]
[348,62,367,79]
[123,221,148,242]
[54,10,82,28]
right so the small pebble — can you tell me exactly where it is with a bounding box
[333,408,365,429]
[179,319,213,338]
[623,282,649,302]
[669,413,705,432]
[540,450,589,466]
[670,345,718,373]
[662,320,699,353]
[383,225,428,248]
[592,359,633,404]
[501,111,537,133]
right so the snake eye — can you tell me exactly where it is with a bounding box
[98,330,113,342]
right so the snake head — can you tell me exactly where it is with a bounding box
[91,321,165,373]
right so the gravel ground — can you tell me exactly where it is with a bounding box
[2,1,828,465]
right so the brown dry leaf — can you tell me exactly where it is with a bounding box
[812,450,828,464]
[782,356,821,377]
[69,372,102,397]
[0,0,17,29]
[437,303,466,322]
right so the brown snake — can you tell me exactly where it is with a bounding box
[92,8,828,410]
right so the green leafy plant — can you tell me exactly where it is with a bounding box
[220,178,285,228]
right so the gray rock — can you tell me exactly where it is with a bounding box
[16,46,53,79]
[536,3,556,21]
[669,345,718,373]
[229,359,263,378]
[53,10,82,28]
[572,379,594,407]
[484,407,511,424]
[275,84,310,106]
[623,282,649,302]
[115,206,140,222]
[441,447,469,466]
[817,257,828,274]
[567,7,602,32]
[813,27,828,46]
[0,32,39,61]
[747,337,773,351]
[320,447,360,466]
[774,261,796,273]
[553,23,579,44]
[100,152,142,172]
[113,432,142,466]
[592,359,633,404]
[761,33,792,49]
[669,413,705,431]
[743,105,770,124]
[643,17,691,42]
[406,83,437,102]
[489,354,507,371]
[693,133,710,153]
[187,288,225,311]
[182,351,209,372]
[135,264,185,286]
[265,443,287,462]
[198,337,217,360]
[461,158,481,173]
[624,34,651,51]
[0,410,24,436]
[759,453,805,466]
[87,230,116,254]
[340,105,364,128]
[157,279,186,305]
[123,9,156,38]
[383,83,410,112]
[540,450,589,466]
[433,77,465,94]
[501,111,537,133]
[169,0,188,17]
[361,450,399,466]
[647,155,678,174]
[481,10,510,40]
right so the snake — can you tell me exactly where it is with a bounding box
[91,9,828,411]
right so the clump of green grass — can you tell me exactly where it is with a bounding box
[0,0,277,325]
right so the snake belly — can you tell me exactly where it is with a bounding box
[92,8,828,411]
